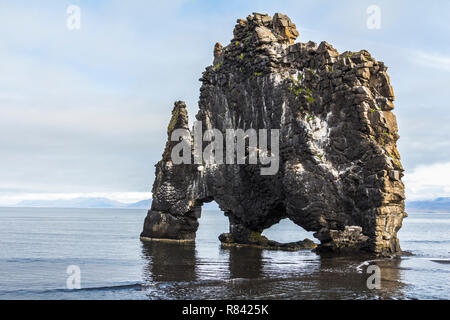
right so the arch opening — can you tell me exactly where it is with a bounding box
[196,200,228,244]
[262,218,318,244]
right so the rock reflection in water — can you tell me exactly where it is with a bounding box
[141,241,197,282]
[226,246,264,279]
[140,240,406,299]
[302,256,406,299]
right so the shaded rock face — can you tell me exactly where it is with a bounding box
[141,13,406,256]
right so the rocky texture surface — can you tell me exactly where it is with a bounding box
[219,233,317,251]
[141,13,406,256]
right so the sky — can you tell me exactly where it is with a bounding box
[0,0,449,205]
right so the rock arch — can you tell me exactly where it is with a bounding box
[141,13,406,256]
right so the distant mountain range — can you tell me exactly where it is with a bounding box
[406,197,450,212]
[17,197,449,212]
[13,197,221,210]
[15,197,151,209]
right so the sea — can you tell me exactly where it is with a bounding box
[0,207,449,300]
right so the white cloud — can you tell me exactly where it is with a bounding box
[404,162,450,201]
[412,51,450,72]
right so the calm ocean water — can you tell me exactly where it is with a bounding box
[0,207,449,300]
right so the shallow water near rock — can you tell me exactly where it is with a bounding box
[0,207,448,299]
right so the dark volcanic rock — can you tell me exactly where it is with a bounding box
[141,13,406,256]
[219,232,317,251]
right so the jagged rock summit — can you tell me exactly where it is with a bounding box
[141,13,406,256]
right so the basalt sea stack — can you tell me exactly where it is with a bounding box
[141,13,406,256]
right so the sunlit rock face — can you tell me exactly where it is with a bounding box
[141,13,406,256]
